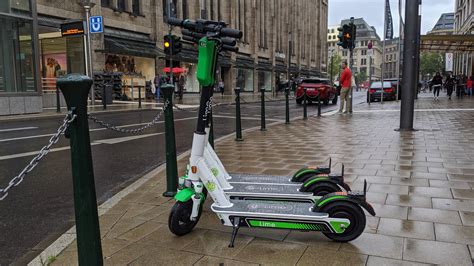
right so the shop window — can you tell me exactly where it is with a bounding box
[117,0,126,12]
[1,0,30,14]
[236,68,254,92]
[132,0,140,15]
[0,16,36,93]
[258,71,272,91]
[101,0,111,8]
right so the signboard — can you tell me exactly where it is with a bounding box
[445,53,453,72]
[90,16,103,33]
[60,21,85,37]
[368,49,374,57]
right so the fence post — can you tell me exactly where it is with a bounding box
[162,84,178,197]
[260,88,266,131]
[234,88,243,141]
[102,85,107,110]
[303,88,308,120]
[57,74,103,266]
[317,93,321,117]
[56,86,61,113]
[285,87,290,124]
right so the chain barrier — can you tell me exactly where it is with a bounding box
[0,113,77,201]
[88,99,169,134]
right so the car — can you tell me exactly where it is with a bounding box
[296,78,338,105]
[367,81,396,102]
[384,78,402,100]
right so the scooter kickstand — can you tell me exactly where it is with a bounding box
[228,217,241,248]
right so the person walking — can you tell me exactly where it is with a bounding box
[338,61,352,113]
[178,74,185,100]
[218,80,225,96]
[431,72,443,101]
[466,76,473,97]
[153,74,163,102]
[445,73,455,100]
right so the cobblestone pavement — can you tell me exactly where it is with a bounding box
[48,95,474,265]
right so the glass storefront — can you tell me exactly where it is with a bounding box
[0,16,36,93]
[258,71,272,92]
[235,68,254,92]
[104,54,155,81]
[182,63,199,93]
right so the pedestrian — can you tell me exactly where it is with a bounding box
[431,72,443,101]
[218,80,225,96]
[466,76,473,97]
[153,74,162,102]
[338,61,352,113]
[445,73,455,100]
[178,74,185,100]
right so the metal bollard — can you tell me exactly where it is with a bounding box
[208,109,215,148]
[56,86,61,113]
[138,86,142,109]
[285,87,290,124]
[234,88,243,141]
[57,74,103,266]
[317,93,321,117]
[260,88,266,131]
[102,85,107,110]
[162,84,178,197]
[303,88,308,120]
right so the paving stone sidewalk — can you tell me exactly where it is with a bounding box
[49,95,474,265]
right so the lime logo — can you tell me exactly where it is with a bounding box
[206,181,217,192]
[211,168,219,177]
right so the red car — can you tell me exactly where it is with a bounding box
[296,78,338,105]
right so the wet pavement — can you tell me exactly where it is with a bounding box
[0,93,363,264]
[38,93,474,265]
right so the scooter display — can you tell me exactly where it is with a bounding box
[167,18,375,247]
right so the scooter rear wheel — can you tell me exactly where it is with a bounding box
[321,201,366,242]
[169,200,201,236]
[306,182,341,197]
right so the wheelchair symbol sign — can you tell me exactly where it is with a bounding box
[90,16,103,33]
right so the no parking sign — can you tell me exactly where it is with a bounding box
[90,16,103,34]
[446,53,453,72]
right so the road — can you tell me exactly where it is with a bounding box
[0,93,365,264]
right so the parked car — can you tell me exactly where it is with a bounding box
[384,78,402,100]
[296,78,338,105]
[367,81,396,102]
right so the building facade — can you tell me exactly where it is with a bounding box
[454,0,474,76]
[327,18,383,82]
[383,38,401,79]
[428,13,455,35]
[0,0,329,115]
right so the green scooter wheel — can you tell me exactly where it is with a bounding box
[306,182,341,197]
[321,201,366,242]
[169,200,201,236]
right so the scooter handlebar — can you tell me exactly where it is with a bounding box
[220,28,243,39]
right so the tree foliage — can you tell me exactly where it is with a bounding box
[420,52,444,78]
[328,53,342,83]
[355,71,368,84]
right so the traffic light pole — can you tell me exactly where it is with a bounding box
[349,48,354,113]
[167,0,174,86]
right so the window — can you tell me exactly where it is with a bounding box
[132,0,140,15]
[117,0,126,11]
[0,17,36,93]
[361,49,367,55]
[101,0,111,7]
[182,0,188,19]
[342,51,347,56]
[361,58,366,66]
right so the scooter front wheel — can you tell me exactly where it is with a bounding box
[168,200,201,236]
[321,201,366,242]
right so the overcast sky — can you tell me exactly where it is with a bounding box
[328,0,456,38]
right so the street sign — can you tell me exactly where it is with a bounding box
[445,53,453,72]
[90,16,103,34]
[61,21,85,37]
[368,49,374,56]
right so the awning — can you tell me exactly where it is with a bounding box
[256,59,273,71]
[420,34,474,53]
[274,63,287,72]
[235,56,255,69]
[101,36,164,58]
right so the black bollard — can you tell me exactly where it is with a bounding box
[56,74,103,266]
[161,84,178,197]
[260,88,266,131]
[234,88,243,141]
[317,93,321,117]
[303,88,308,120]
[285,87,290,124]
[138,86,142,109]
[56,86,61,113]
[102,85,107,110]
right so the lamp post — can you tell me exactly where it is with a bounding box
[78,0,95,106]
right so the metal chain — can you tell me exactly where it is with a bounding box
[0,113,77,201]
[88,99,169,134]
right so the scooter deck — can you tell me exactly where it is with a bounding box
[212,199,327,219]
[226,182,313,200]
[229,173,297,184]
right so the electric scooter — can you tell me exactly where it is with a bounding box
[167,18,375,247]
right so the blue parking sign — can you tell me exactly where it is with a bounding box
[90,16,103,33]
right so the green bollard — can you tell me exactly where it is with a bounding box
[56,86,61,113]
[161,84,178,197]
[57,74,103,266]
[234,88,243,141]
[285,88,290,124]
[208,109,215,148]
[303,88,308,120]
[260,88,266,131]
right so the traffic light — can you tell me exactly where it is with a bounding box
[164,34,182,55]
[337,25,347,48]
[347,23,357,49]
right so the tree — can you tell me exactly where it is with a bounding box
[420,52,444,79]
[354,71,368,85]
[328,53,342,83]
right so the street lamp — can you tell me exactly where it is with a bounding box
[77,0,96,105]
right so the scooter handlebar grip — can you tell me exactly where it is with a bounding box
[222,37,237,47]
[220,28,243,39]
[167,17,183,26]
[222,45,239,53]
